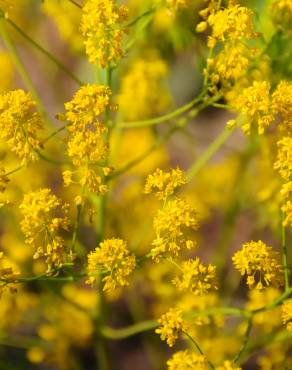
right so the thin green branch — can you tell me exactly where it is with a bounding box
[6,17,83,85]
[233,317,253,364]
[100,320,158,340]
[187,127,234,181]
[281,210,290,292]
[42,124,68,144]
[183,331,215,370]
[116,93,207,129]
[5,165,25,176]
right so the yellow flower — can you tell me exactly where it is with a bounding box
[235,81,274,135]
[215,361,242,370]
[0,252,19,297]
[272,81,292,130]
[64,85,112,193]
[274,136,292,181]
[20,188,71,272]
[172,258,218,295]
[145,167,187,200]
[232,240,283,290]
[117,54,170,121]
[206,3,257,47]
[155,307,185,347]
[167,350,208,370]
[0,90,43,162]
[81,0,128,68]
[151,198,199,260]
[281,300,292,332]
[86,238,136,292]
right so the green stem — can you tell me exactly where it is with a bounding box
[252,287,292,313]
[183,331,215,370]
[35,149,69,165]
[233,317,253,364]
[281,210,290,292]
[100,320,158,340]
[187,127,234,181]
[6,17,83,85]
[0,17,48,119]
[116,93,206,129]
[6,165,24,176]
[42,124,68,144]
[68,0,82,9]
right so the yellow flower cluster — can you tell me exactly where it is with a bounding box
[117,55,170,121]
[272,81,292,131]
[232,240,283,290]
[272,0,292,30]
[205,3,257,48]
[63,84,113,194]
[145,167,186,200]
[20,188,71,272]
[0,90,43,163]
[167,350,208,370]
[155,307,185,347]
[0,252,19,297]
[152,198,198,260]
[235,81,273,135]
[172,258,217,295]
[0,168,9,193]
[281,300,292,332]
[274,136,292,227]
[215,361,242,370]
[80,0,128,68]
[86,238,136,292]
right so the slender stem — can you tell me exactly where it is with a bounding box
[0,17,48,118]
[6,17,83,85]
[42,124,68,144]
[6,165,24,176]
[126,8,156,28]
[71,201,83,251]
[281,210,290,292]
[233,317,253,364]
[68,0,82,9]
[183,331,215,370]
[116,93,206,129]
[187,127,234,181]
[100,320,158,340]
[252,287,292,313]
[35,149,69,165]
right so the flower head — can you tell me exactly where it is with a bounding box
[281,300,292,332]
[151,198,199,260]
[172,258,218,295]
[86,238,136,292]
[0,90,43,162]
[155,307,185,347]
[167,350,208,370]
[232,240,283,290]
[215,361,242,370]
[20,188,71,271]
[81,0,128,68]
[145,168,187,200]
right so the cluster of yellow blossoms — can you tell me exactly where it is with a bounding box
[19,188,71,272]
[63,84,113,195]
[117,55,170,121]
[0,252,18,297]
[166,350,208,370]
[86,238,136,292]
[0,89,43,163]
[281,300,292,332]
[197,1,258,86]
[155,307,185,347]
[232,240,283,290]
[81,0,128,68]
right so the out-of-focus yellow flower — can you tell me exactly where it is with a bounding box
[167,350,208,370]
[117,54,170,121]
[281,300,292,332]
[81,0,128,68]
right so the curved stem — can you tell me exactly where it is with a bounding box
[233,317,253,364]
[5,17,83,85]
[187,127,234,181]
[183,331,215,370]
[116,93,207,129]
[100,320,158,340]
